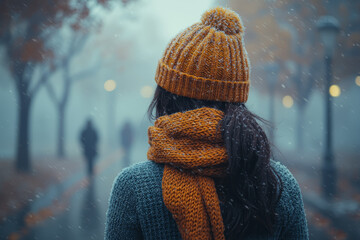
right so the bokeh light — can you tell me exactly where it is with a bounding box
[282,95,294,108]
[329,84,341,97]
[140,85,154,98]
[355,76,360,87]
[104,80,116,92]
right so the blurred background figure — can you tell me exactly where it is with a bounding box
[80,119,99,176]
[119,121,134,167]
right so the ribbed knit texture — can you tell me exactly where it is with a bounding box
[147,108,227,240]
[105,161,309,240]
[155,7,250,103]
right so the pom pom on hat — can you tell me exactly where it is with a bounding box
[201,7,244,35]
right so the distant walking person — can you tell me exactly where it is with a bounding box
[80,119,99,176]
[120,121,134,167]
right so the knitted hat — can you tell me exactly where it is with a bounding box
[155,7,250,103]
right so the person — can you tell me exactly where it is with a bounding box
[80,119,99,176]
[105,7,308,240]
[119,121,134,167]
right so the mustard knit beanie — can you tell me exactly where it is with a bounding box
[155,7,250,103]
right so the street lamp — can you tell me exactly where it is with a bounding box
[282,95,294,108]
[104,79,116,92]
[355,76,360,87]
[140,85,154,98]
[317,16,340,200]
[265,62,280,144]
[104,80,117,151]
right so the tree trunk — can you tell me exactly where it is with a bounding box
[56,58,73,159]
[57,65,70,159]
[16,93,32,172]
[268,86,275,144]
[57,103,66,158]
[296,104,305,151]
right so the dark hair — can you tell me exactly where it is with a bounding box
[148,86,282,239]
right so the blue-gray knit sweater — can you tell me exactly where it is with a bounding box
[105,160,309,240]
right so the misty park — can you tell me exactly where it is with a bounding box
[0,0,359,239]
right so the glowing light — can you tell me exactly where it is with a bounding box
[104,80,116,92]
[140,86,154,98]
[329,84,341,97]
[282,95,293,108]
[355,76,360,87]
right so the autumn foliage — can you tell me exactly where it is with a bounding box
[0,0,110,172]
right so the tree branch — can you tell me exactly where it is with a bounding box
[29,67,52,97]
[72,59,101,82]
[67,32,90,58]
[45,80,60,106]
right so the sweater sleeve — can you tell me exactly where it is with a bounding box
[277,163,309,240]
[105,169,142,240]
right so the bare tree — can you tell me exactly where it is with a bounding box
[45,32,99,158]
[0,1,69,172]
[0,0,108,172]
[270,3,319,151]
[285,61,320,150]
[44,0,137,158]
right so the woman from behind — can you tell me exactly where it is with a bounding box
[105,7,309,240]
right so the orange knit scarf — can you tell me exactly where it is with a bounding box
[148,107,227,240]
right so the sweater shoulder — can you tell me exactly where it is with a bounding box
[270,160,304,221]
[119,161,164,180]
[111,161,164,197]
[270,160,300,193]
